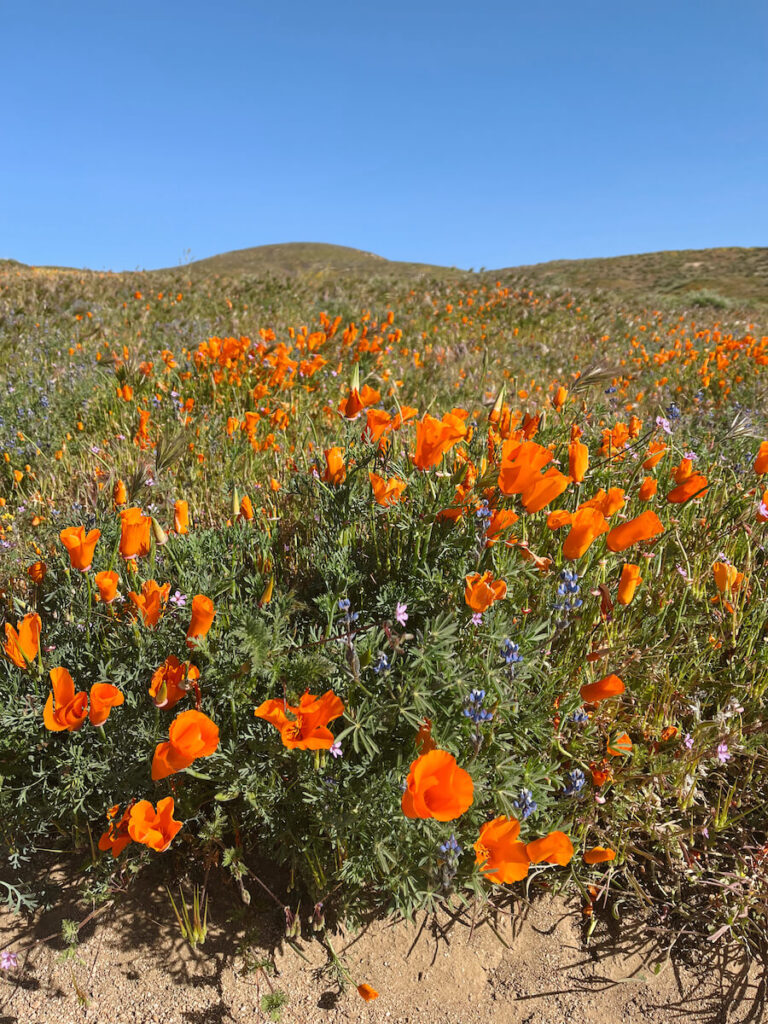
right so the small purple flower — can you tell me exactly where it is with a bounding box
[655,416,672,434]
[701,826,709,839]
[0,951,18,970]
[170,590,187,607]
[471,612,483,626]
[684,451,697,461]
[395,602,408,626]
[716,742,731,763]
[329,740,342,759]
[684,733,694,750]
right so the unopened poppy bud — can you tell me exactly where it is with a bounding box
[310,901,325,931]
[151,517,168,546]
[259,575,274,608]
[232,487,241,518]
[489,386,506,423]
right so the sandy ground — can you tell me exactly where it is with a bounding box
[1,867,766,1024]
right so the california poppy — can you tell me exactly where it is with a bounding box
[113,479,128,505]
[584,846,616,864]
[149,655,199,710]
[151,709,220,780]
[357,984,379,1002]
[667,474,709,504]
[89,683,124,726]
[606,510,664,552]
[474,816,530,883]
[239,494,255,521]
[128,580,170,628]
[754,441,768,475]
[713,562,743,594]
[128,796,183,852]
[485,508,519,545]
[186,595,215,647]
[43,667,89,732]
[119,507,152,559]
[638,476,658,501]
[60,525,101,572]
[643,440,667,469]
[580,673,625,703]
[27,561,47,584]
[497,440,552,496]
[607,731,633,756]
[94,570,119,604]
[321,447,346,485]
[562,507,609,560]
[464,571,507,612]
[617,563,642,605]
[413,412,466,470]
[369,472,407,507]
[568,440,588,483]
[521,466,570,514]
[339,383,380,420]
[4,613,41,669]
[547,509,573,530]
[98,804,132,858]
[401,749,474,821]
[174,500,189,535]
[255,690,344,750]
[525,831,574,866]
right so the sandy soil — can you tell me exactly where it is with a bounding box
[1,867,766,1024]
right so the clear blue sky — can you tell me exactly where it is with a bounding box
[1,0,766,271]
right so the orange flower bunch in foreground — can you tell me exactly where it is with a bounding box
[43,667,123,731]
[4,613,41,668]
[473,817,575,883]
[151,709,220,779]
[464,571,507,612]
[255,690,344,749]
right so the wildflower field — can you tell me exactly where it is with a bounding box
[2,252,768,966]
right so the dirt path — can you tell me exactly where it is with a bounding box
[1,871,766,1024]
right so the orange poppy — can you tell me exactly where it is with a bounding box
[497,440,552,496]
[254,690,344,750]
[27,561,47,584]
[369,472,407,507]
[667,474,708,504]
[413,412,467,470]
[637,476,658,501]
[584,846,616,865]
[474,816,530,883]
[521,466,570,514]
[562,507,609,560]
[525,831,574,866]
[113,479,128,505]
[464,571,507,612]
[606,510,664,552]
[713,562,743,594]
[128,796,183,852]
[94,570,119,603]
[643,440,667,469]
[321,447,347,485]
[617,563,642,605]
[401,749,474,821]
[174,500,189,535]
[151,709,220,780]
[754,441,768,475]
[568,440,588,483]
[89,683,124,726]
[119,507,152,559]
[128,580,170,627]
[547,509,573,530]
[98,804,132,858]
[186,594,215,647]
[4,613,41,669]
[239,494,255,521]
[552,385,568,412]
[59,525,101,572]
[671,457,694,484]
[485,508,519,545]
[357,984,379,1002]
[607,731,633,756]
[149,655,199,710]
[580,673,625,703]
[43,667,89,732]
[339,384,380,420]
[415,718,436,754]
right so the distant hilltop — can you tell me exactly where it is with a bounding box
[3,242,767,304]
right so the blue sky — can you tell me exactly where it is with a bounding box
[1,0,766,271]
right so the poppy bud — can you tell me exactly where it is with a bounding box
[259,576,274,607]
[232,487,241,518]
[284,906,301,939]
[310,901,325,931]
[151,517,168,546]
